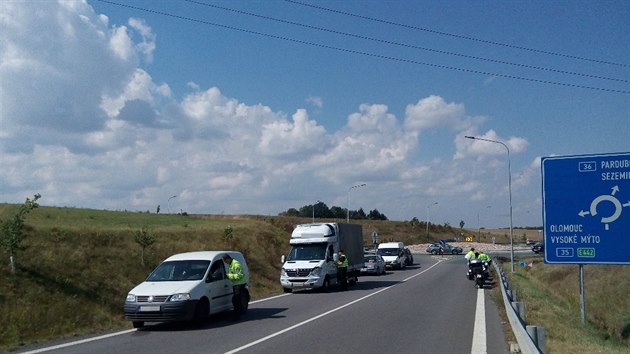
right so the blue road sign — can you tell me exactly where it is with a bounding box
[542,152,630,264]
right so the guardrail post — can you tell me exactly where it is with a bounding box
[526,325,537,345]
[536,327,546,353]
[512,301,525,321]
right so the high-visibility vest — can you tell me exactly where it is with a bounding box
[478,253,490,261]
[466,250,476,260]
[227,259,247,285]
[338,255,349,268]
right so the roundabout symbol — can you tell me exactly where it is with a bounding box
[578,185,630,230]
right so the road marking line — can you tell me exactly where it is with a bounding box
[471,287,487,354]
[19,329,137,354]
[224,261,443,354]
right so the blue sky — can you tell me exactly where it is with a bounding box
[1,0,628,229]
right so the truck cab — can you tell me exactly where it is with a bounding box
[280,223,362,292]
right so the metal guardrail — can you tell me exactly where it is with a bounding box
[492,261,545,354]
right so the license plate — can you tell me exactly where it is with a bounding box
[139,305,160,312]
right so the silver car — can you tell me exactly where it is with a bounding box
[361,254,386,275]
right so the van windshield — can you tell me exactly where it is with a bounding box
[287,243,327,261]
[146,260,210,281]
[377,248,399,256]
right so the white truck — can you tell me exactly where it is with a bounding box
[280,223,363,292]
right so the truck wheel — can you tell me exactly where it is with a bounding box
[283,287,293,293]
[132,321,144,329]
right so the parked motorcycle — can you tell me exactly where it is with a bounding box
[467,259,487,288]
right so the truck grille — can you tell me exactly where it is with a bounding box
[285,268,311,277]
[137,295,170,303]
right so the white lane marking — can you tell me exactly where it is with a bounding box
[224,261,444,354]
[20,293,293,353]
[249,293,292,304]
[19,329,137,354]
[471,288,487,354]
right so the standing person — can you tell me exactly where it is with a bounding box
[337,250,349,291]
[478,250,490,262]
[222,254,247,316]
[465,247,476,261]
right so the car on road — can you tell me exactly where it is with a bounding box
[526,239,536,246]
[124,251,250,328]
[425,243,463,255]
[532,242,544,254]
[361,254,386,275]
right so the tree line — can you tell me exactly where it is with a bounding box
[278,201,388,220]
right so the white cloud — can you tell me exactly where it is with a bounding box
[404,95,478,132]
[306,96,323,108]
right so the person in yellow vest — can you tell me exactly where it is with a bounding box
[222,254,247,316]
[478,250,491,262]
[465,247,476,261]
[337,250,349,291]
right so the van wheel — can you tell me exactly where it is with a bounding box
[194,298,209,325]
[132,321,144,329]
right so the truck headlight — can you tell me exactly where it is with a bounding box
[126,294,136,302]
[309,267,321,277]
[280,268,287,277]
[169,293,191,302]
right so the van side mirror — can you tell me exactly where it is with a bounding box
[333,253,339,262]
[281,255,286,264]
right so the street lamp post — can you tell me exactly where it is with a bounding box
[465,135,514,273]
[426,202,438,237]
[347,183,366,223]
[167,195,177,214]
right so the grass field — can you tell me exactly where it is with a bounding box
[495,256,630,353]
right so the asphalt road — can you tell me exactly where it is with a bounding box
[20,253,509,354]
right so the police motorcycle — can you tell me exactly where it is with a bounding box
[467,259,488,288]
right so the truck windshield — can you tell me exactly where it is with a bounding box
[287,243,327,261]
[377,248,399,256]
[146,260,210,281]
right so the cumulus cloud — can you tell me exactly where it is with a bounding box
[404,95,482,132]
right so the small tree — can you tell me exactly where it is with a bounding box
[134,227,156,266]
[0,193,41,274]
[223,225,233,244]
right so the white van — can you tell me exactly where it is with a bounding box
[377,242,407,269]
[124,251,250,328]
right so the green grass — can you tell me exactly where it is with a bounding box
[499,257,630,353]
[0,205,453,351]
